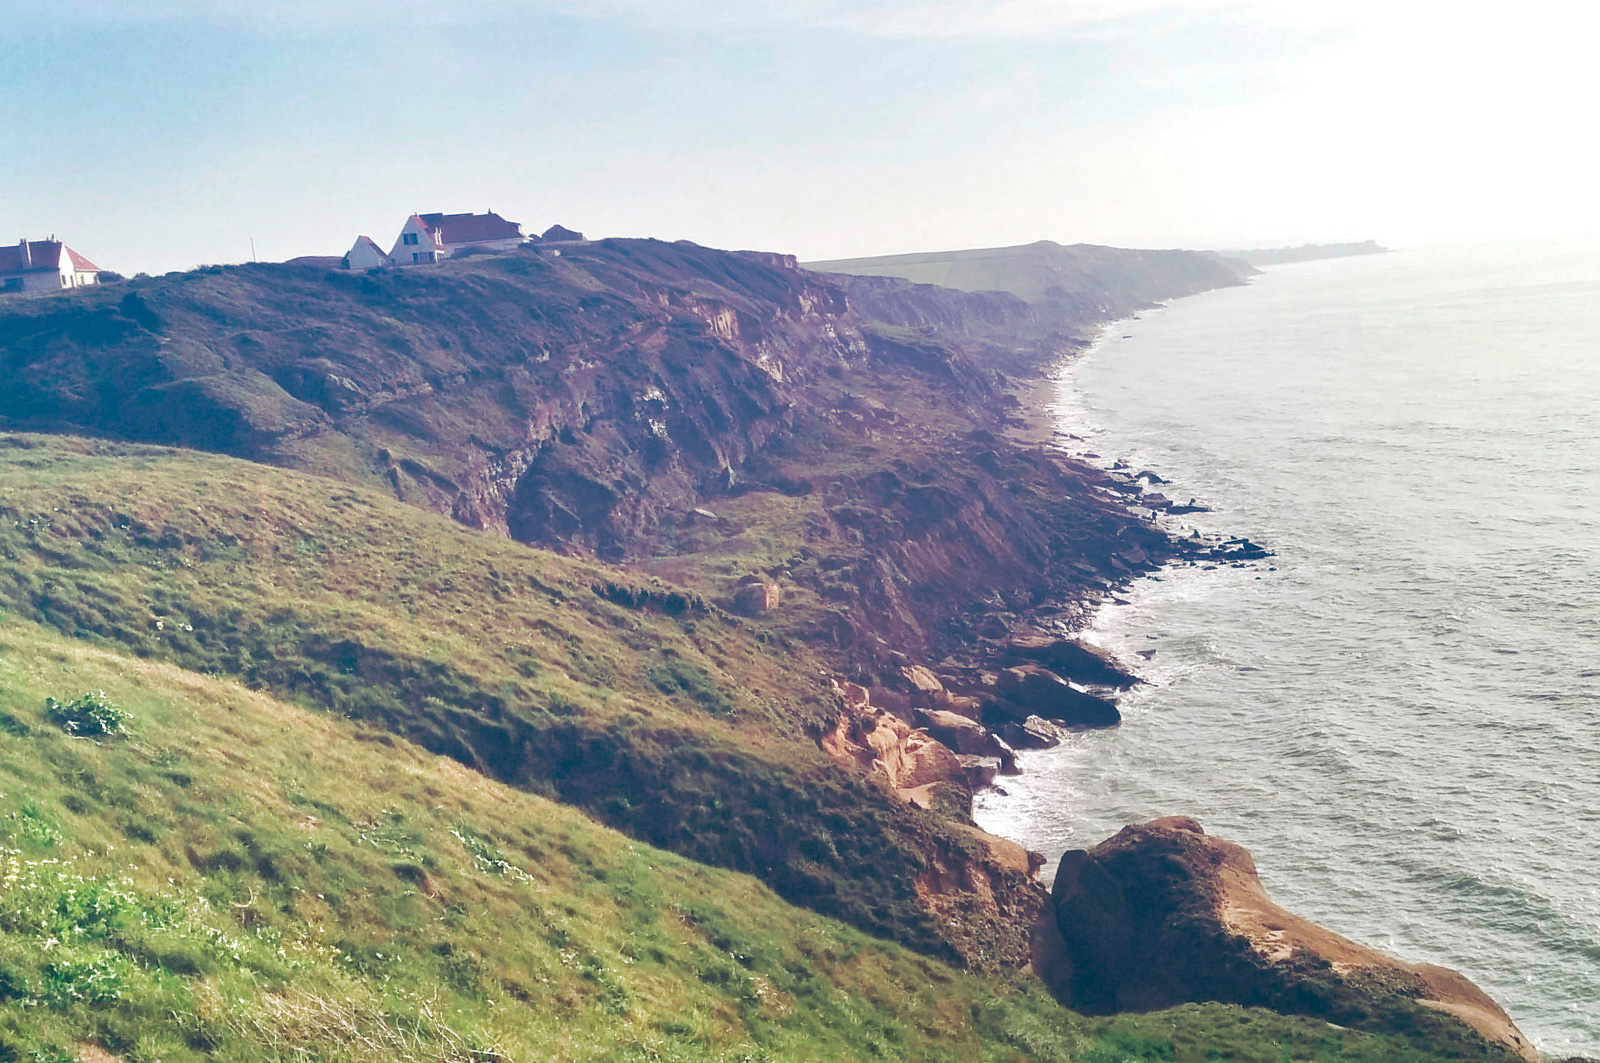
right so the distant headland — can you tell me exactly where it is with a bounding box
[1224,239,1388,266]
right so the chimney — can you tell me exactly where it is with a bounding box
[18,240,30,270]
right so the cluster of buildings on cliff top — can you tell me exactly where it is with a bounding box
[1,211,584,297]
[343,212,583,269]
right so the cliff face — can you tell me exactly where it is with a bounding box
[0,238,1234,676]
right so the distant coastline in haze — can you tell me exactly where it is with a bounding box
[1224,240,1388,267]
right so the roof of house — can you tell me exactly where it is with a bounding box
[66,247,101,273]
[0,240,100,275]
[351,235,385,252]
[418,212,524,245]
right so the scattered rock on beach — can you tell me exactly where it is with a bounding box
[957,755,1002,789]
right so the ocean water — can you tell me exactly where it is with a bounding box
[973,239,1600,1056]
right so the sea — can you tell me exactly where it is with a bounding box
[973,238,1600,1057]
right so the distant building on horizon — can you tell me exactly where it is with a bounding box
[343,211,528,269]
[0,238,103,294]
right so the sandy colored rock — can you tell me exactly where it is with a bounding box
[733,581,781,615]
[1036,816,1537,1062]
[955,823,1044,877]
[822,683,962,799]
[916,709,998,756]
[930,690,986,719]
[902,664,944,694]
[956,754,1000,789]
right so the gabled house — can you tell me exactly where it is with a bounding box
[0,238,102,294]
[343,235,392,270]
[389,211,526,265]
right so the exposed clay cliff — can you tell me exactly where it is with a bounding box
[1033,817,1538,1062]
[0,238,1242,682]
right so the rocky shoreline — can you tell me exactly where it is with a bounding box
[909,358,1543,1062]
[812,351,1276,814]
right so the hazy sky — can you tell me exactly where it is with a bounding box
[5,1,1597,273]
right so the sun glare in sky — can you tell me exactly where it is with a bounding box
[4,0,1597,272]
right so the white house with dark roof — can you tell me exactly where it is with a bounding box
[0,238,102,294]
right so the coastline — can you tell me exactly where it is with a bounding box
[972,251,1598,1060]
[962,343,1541,1060]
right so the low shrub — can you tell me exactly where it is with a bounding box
[45,691,130,738]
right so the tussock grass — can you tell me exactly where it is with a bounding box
[0,619,1466,1063]
[0,435,979,958]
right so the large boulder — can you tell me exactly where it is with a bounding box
[733,579,782,615]
[991,664,1120,727]
[998,715,1066,750]
[915,708,1001,756]
[1006,635,1140,689]
[1033,817,1538,1062]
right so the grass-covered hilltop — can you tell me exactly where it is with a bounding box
[0,239,1532,1060]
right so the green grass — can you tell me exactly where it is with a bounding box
[0,434,1008,963]
[0,618,1478,1063]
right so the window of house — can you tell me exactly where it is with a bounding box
[403,233,419,246]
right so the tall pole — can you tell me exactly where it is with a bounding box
[250,237,257,263]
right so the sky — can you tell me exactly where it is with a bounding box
[4,0,1599,274]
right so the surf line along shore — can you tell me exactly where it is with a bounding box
[914,339,1539,1062]
[816,312,1273,808]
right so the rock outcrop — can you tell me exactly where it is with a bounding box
[820,681,964,807]
[1004,634,1140,689]
[1033,817,1538,1062]
[990,663,1121,727]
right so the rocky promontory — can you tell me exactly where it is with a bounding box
[1033,816,1538,1062]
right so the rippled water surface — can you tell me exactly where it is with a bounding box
[973,239,1600,1056]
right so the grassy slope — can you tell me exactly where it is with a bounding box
[0,434,1040,966]
[0,618,1470,1063]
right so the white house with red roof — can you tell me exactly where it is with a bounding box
[388,211,526,265]
[0,238,102,294]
